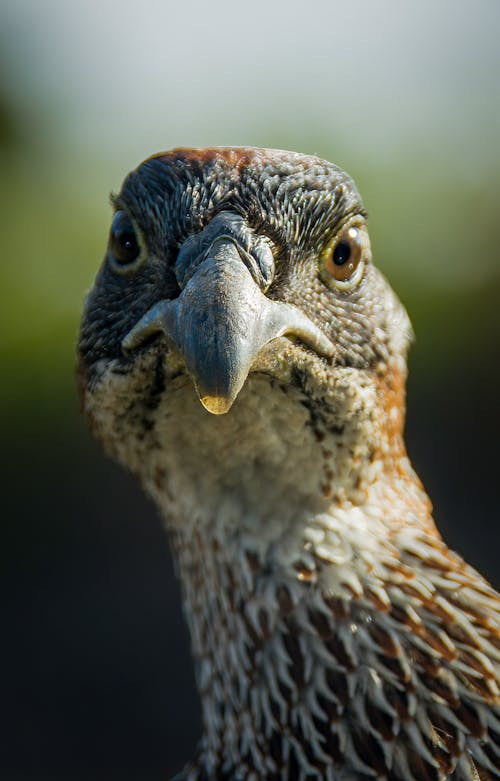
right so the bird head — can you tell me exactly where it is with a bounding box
[77,150,497,781]
[78,148,412,505]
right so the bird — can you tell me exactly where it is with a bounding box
[77,147,500,781]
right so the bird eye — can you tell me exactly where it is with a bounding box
[321,225,366,289]
[108,210,144,272]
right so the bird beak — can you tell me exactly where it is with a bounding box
[122,237,334,414]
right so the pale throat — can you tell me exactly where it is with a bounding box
[143,369,389,530]
[110,356,427,575]
[88,351,427,604]
[89,359,431,765]
[133,363,423,591]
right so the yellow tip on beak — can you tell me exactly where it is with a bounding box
[200,394,233,415]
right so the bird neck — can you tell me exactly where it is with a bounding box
[165,484,433,780]
[138,367,433,778]
[143,362,432,544]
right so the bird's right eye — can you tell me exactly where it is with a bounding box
[320,222,369,291]
[108,210,144,272]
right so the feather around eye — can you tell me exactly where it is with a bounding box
[108,210,146,274]
[321,224,367,290]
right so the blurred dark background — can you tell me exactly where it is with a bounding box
[0,1,499,779]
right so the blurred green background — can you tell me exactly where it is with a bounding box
[0,1,499,779]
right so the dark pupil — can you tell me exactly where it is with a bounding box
[333,240,351,266]
[111,211,140,264]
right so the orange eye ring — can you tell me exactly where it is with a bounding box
[321,224,367,289]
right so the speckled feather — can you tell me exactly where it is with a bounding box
[78,148,500,781]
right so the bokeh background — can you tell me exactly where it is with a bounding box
[1,1,499,779]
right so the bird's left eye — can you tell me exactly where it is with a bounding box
[108,210,144,272]
[321,225,367,289]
